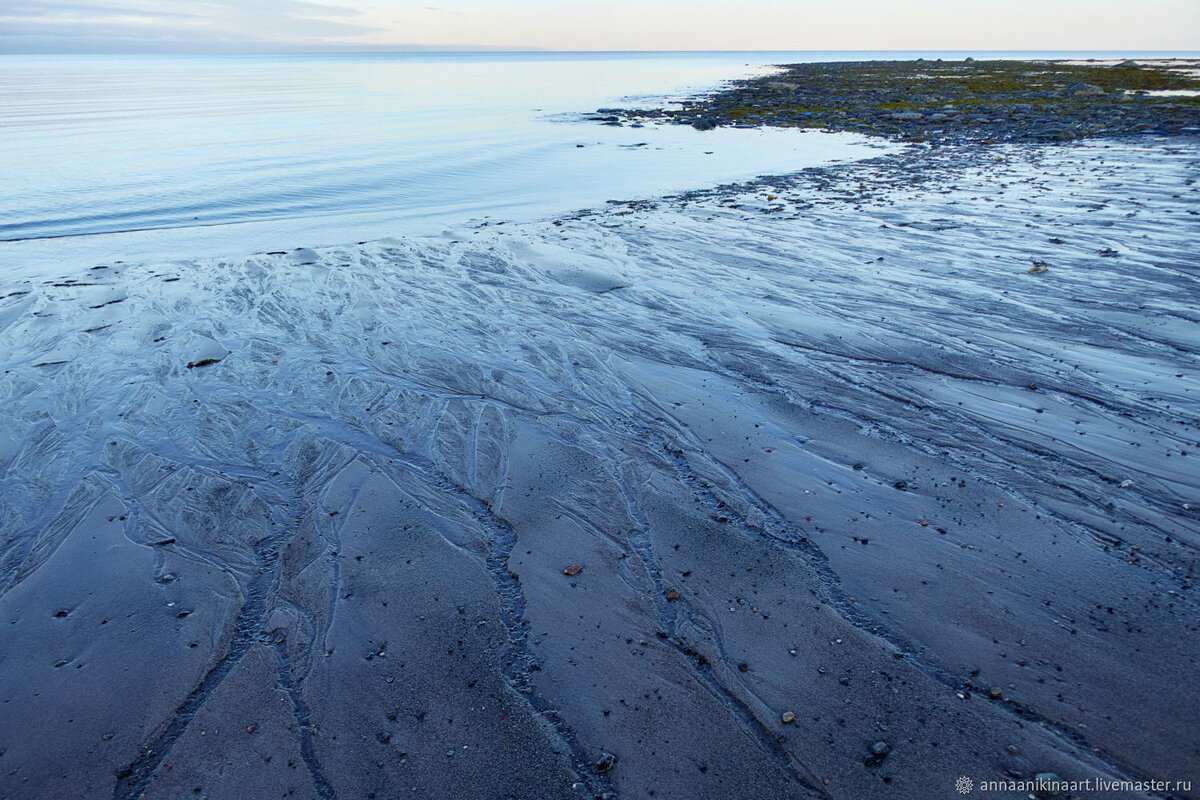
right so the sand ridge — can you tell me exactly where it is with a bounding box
[0,138,1197,799]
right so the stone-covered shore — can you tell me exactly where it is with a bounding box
[600,59,1200,143]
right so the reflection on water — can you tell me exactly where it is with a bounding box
[0,52,889,274]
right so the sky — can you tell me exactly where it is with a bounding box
[2,0,1198,54]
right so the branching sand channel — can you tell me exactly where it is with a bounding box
[0,137,1197,799]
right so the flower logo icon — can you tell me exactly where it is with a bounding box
[956,776,974,794]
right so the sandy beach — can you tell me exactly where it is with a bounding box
[2,78,1199,799]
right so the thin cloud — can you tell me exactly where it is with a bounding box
[0,0,380,51]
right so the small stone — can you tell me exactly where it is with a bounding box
[871,741,890,757]
[781,711,796,724]
[893,480,908,491]
[1118,479,1133,488]
[595,751,618,773]
[665,588,681,601]
[989,687,1003,700]
[563,564,583,576]
[1006,745,1019,755]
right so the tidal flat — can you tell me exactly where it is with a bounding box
[0,61,1198,800]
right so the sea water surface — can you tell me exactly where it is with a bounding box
[1,50,1191,275]
[0,51,882,275]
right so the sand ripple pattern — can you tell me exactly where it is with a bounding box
[0,140,1197,800]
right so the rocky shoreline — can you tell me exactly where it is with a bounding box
[598,59,1200,144]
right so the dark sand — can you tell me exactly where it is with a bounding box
[1,111,1198,798]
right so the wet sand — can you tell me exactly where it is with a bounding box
[1,138,1198,799]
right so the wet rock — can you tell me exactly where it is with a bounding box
[864,740,891,765]
[595,751,618,773]
[781,711,796,724]
[692,119,716,131]
[563,564,583,576]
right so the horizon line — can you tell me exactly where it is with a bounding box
[5,47,1200,56]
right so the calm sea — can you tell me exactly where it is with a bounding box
[0,50,1192,274]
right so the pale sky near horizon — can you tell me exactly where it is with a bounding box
[2,0,1198,54]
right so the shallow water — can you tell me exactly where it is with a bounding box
[0,51,895,275]
[6,50,1194,276]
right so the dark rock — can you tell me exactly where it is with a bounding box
[1065,82,1104,97]
[864,740,891,765]
[595,751,618,773]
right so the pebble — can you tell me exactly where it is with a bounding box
[781,711,796,724]
[595,751,618,773]
[871,741,890,757]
